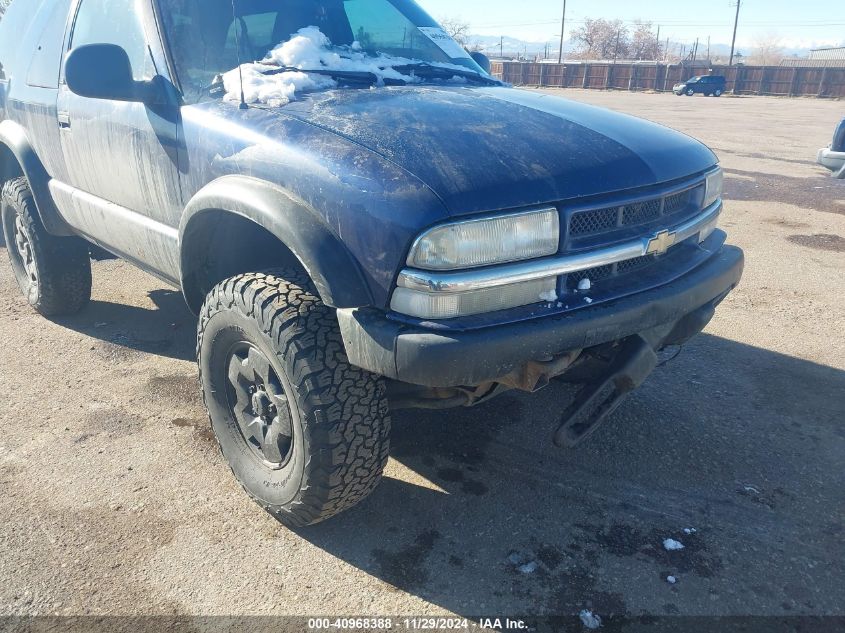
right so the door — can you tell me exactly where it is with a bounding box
[55,0,183,282]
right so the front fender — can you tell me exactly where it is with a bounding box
[180,175,373,309]
[0,119,74,236]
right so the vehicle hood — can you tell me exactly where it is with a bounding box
[272,85,717,216]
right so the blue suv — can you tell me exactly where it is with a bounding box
[0,0,743,525]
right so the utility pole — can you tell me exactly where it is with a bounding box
[729,0,742,66]
[707,36,711,62]
[557,0,567,63]
[500,36,503,58]
[655,25,661,60]
[613,28,622,63]
[693,37,699,62]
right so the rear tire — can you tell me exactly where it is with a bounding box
[1,177,92,316]
[197,269,391,527]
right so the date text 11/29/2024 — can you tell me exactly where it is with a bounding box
[307,617,530,630]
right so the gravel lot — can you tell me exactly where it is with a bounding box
[1,90,844,622]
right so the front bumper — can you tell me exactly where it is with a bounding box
[338,245,744,387]
[817,147,845,178]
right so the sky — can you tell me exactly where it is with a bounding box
[416,0,845,50]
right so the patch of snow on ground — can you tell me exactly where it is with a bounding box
[683,527,697,535]
[667,575,677,584]
[584,297,593,304]
[539,290,558,302]
[578,278,592,291]
[518,561,538,574]
[224,26,473,106]
[579,610,602,629]
[663,538,685,551]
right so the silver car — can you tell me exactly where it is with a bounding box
[817,118,845,178]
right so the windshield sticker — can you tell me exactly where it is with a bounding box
[418,27,471,60]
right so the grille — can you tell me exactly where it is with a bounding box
[663,190,690,215]
[569,206,617,236]
[565,255,658,291]
[616,254,656,274]
[567,264,614,289]
[622,199,662,225]
[568,186,700,238]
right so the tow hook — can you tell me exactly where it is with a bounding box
[554,335,658,448]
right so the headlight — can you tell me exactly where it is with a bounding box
[407,208,559,271]
[703,168,723,209]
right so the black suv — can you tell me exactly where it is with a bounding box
[674,75,727,97]
[0,0,743,526]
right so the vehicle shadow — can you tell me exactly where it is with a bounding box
[53,288,197,362]
[294,333,845,618]
[35,276,845,616]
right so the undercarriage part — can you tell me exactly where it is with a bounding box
[494,349,581,392]
[387,381,507,410]
[554,335,657,448]
[386,349,581,410]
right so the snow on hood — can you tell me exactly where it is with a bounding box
[223,26,470,107]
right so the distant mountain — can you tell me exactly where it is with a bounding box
[469,34,569,58]
[468,32,820,62]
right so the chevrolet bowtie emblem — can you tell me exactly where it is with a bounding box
[646,230,677,255]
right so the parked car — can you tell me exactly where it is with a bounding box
[0,0,743,526]
[817,118,845,178]
[674,75,727,97]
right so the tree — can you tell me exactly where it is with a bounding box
[571,18,629,60]
[750,33,785,65]
[630,21,661,60]
[0,0,10,19]
[438,16,471,48]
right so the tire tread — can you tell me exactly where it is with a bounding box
[1,177,91,316]
[197,269,390,527]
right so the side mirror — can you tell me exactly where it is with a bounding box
[65,43,161,104]
[470,51,491,75]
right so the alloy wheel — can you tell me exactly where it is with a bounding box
[225,342,294,468]
[13,216,38,286]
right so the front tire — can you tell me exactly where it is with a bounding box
[686,89,695,96]
[1,177,91,316]
[197,269,391,527]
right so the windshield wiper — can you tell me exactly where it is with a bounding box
[393,63,501,86]
[259,65,407,86]
[205,61,497,99]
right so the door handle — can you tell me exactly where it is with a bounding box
[58,112,71,129]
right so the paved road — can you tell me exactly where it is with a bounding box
[1,90,844,620]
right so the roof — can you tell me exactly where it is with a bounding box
[808,47,845,61]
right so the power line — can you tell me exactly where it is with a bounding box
[472,17,843,29]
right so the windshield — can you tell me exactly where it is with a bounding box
[157,0,486,104]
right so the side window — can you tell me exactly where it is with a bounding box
[69,0,151,80]
[27,0,74,88]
